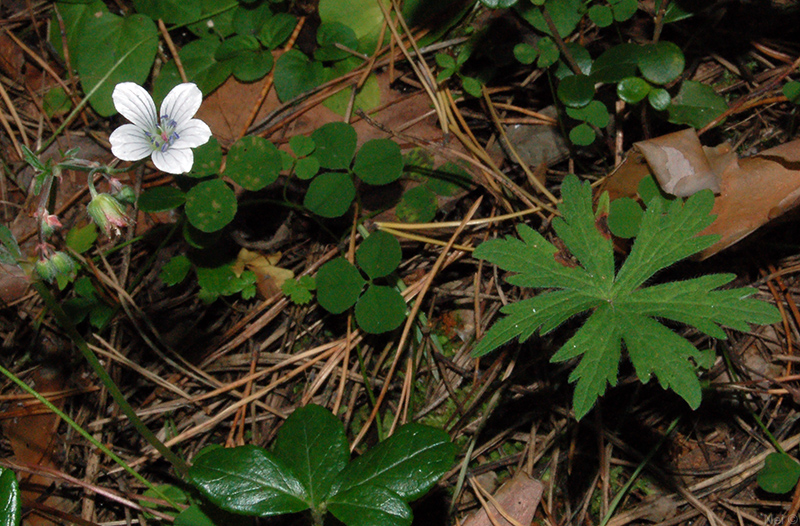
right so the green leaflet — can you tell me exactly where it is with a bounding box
[473,174,781,420]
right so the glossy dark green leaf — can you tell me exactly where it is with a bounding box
[617,77,651,104]
[226,136,282,191]
[479,0,518,7]
[666,80,727,129]
[591,43,641,83]
[138,186,185,212]
[758,452,800,494]
[328,485,412,526]
[608,197,643,238]
[648,88,671,111]
[355,285,407,334]
[356,231,401,280]
[185,179,237,233]
[274,49,324,102]
[557,75,594,108]
[555,42,593,78]
[274,405,349,507]
[304,171,356,218]
[396,186,437,223]
[189,445,309,516]
[310,122,358,170]
[316,257,365,314]
[332,423,455,502]
[0,468,20,526]
[353,139,404,185]
[638,42,684,85]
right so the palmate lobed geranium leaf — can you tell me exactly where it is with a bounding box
[473,174,781,420]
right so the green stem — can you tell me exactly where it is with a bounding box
[0,363,181,509]
[31,281,189,476]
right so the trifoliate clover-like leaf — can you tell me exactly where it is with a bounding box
[473,174,780,420]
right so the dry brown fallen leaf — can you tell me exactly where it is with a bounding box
[462,471,544,526]
[2,366,68,526]
[601,128,800,259]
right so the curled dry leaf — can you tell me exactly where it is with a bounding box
[601,128,800,259]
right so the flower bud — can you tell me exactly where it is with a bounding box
[38,212,62,239]
[87,193,132,237]
[35,251,75,283]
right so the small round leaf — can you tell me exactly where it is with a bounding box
[353,139,403,185]
[185,179,237,232]
[557,75,594,108]
[289,135,315,157]
[356,231,401,280]
[513,43,537,65]
[758,452,800,494]
[611,0,638,21]
[569,123,595,146]
[648,87,672,110]
[310,122,357,170]
[138,186,185,212]
[638,42,684,85]
[294,156,320,180]
[617,77,651,104]
[608,197,643,238]
[188,138,222,178]
[784,81,800,104]
[314,22,359,62]
[588,5,613,27]
[303,171,356,218]
[226,136,282,191]
[316,257,365,314]
[355,285,406,334]
[536,37,559,68]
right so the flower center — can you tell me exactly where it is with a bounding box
[146,115,180,152]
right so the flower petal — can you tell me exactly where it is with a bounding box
[173,119,212,149]
[152,147,194,174]
[160,83,203,125]
[109,124,153,161]
[112,83,157,130]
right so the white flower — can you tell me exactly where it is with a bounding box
[109,82,211,174]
